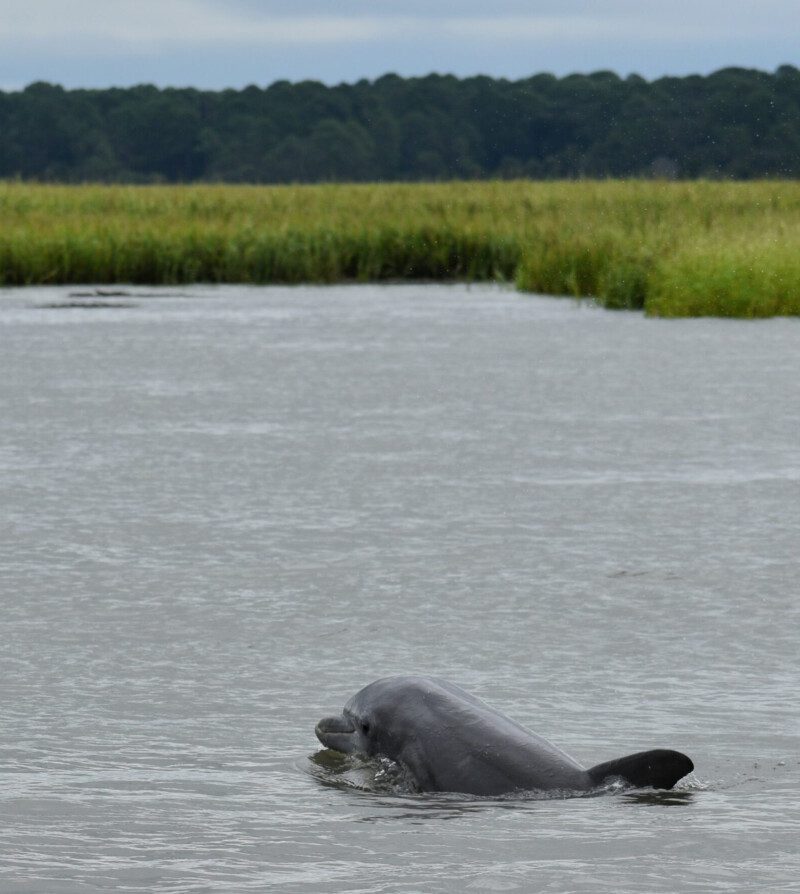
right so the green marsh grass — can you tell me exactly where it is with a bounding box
[2,180,800,316]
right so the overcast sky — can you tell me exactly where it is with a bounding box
[1,0,798,92]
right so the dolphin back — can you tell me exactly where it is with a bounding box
[587,749,694,790]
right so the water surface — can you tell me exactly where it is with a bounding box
[1,284,798,892]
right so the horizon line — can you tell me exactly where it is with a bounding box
[3,63,798,95]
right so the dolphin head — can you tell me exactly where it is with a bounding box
[315,676,505,792]
[315,678,415,759]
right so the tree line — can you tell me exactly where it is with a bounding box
[1,66,799,183]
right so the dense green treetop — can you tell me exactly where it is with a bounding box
[1,67,798,182]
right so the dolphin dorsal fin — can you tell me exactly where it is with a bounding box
[587,749,693,790]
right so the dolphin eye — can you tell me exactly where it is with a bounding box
[361,720,371,735]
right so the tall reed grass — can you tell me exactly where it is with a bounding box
[1,180,799,316]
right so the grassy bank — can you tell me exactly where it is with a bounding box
[2,180,799,316]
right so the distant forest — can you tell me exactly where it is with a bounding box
[2,67,799,183]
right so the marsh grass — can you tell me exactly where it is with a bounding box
[646,229,800,317]
[2,180,799,316]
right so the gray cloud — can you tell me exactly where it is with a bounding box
[1,0,797,90]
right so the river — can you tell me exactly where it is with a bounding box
[1,283,798,892]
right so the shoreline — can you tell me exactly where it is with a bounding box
[2,179,799,317]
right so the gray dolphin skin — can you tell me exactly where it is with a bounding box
[315,675,694,796]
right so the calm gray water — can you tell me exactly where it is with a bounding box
[1,283,799,893]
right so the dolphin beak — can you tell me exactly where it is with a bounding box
[315,714,357,753]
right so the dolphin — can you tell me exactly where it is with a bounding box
[315,675,693,796]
